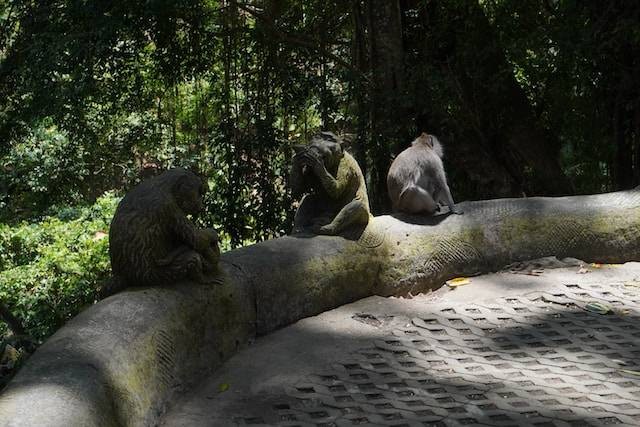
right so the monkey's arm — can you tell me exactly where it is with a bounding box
[305,154,350,199]
[436,175,463,215]
[171,213,212,253]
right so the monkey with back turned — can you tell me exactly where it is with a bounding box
[104,168,220,296]
[387,132,463,216]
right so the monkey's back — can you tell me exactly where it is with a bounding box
[109,182,176,286]
[387,145,442,206]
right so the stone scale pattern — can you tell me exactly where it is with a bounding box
[236,281,640,426]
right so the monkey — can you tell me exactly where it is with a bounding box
[105,168,220,296]
[290,131,370,235]
[387,132,463,216]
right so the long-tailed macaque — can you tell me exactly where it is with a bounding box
[387,132,462,215]
[290,132,370,235]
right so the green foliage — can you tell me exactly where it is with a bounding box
[0,194,118,340]
[0,122,90,219]
[0,0,639,343]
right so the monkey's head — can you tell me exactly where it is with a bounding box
[412,132,444,158]
[160,168,207,215]
[294,132,344,174]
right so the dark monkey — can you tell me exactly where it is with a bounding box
[105,168,220,295]
[291,132,370,235]
[387,132,463,215]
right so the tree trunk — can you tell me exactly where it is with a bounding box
[613,94,634,190]
[365,0,409,213]
[415,1,573,197]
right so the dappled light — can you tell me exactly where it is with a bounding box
[160,268,640,426]
[2,1,640,426]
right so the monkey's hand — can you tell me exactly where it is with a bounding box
[313,223,337,235]
[302,152,328,177]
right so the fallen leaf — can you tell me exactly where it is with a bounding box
[352,313,382,327]
[446,277,471,288]
[577,267,590,274]
[584,302,611,315]
[218,383,230,392]
[509,270,541,276]
[590,263,602,268]
[624,281,640,288]
[620,369,640,377]
[93,231,108,241]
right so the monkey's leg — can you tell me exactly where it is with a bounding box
[436,185,463,215]
[293,194,324,233]
[200,244,220,274]
[156,246,211,284]
[316,200,369,235]
[398,185,438,215]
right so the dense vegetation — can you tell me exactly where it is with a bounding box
[0,1,639,350]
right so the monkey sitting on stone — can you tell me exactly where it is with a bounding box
[387,132,463,215]
[290,131,370,235]
[104,168,220,296]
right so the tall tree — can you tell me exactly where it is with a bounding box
[361,0,411,212]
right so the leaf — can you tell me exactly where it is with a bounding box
[584,302,611,315]
[620,369,640,377]
[218,382,230,392]
[92,231,108,241]
[446,277,471,288]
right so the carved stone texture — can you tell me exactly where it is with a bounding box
[291,131,370,235]
[108,168,219,292]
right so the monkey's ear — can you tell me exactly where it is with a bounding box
[292,145,307,155]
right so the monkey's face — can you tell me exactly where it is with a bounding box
[308,140,343,172]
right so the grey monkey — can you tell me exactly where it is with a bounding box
[387,132,462,215]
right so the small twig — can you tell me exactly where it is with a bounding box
[235,2,363,76]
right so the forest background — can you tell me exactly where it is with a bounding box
[0,0,639,359]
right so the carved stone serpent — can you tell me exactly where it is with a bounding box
[1,189,639,426]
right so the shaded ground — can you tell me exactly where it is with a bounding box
[160,261,640,426]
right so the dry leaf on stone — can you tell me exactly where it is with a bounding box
[509,270,543,276]
[446,277,471,288]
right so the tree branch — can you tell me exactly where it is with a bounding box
[234,2,363,76]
